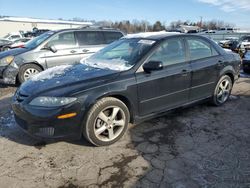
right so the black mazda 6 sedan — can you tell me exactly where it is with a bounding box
[12,32,241,146]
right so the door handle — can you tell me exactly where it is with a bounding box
[70,50,77,53]
[217,60,224,66]
[181,69,188,76]
[82,49,89,53]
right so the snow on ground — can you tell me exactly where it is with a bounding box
[31,65,73,81]
[0,111,15,131]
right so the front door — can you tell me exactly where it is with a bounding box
[43,31,82,68]
[136,37,191,116]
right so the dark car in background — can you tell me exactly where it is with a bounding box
[242,50,250,73]
[0,27,124,84]
[12,33,241,146]
[23,29,50,38]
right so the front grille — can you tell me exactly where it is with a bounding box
[36,127,55,137]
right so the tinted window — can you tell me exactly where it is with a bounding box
[47,32,76,49]
[11,35,20,39]
[76,31,105,45]
[187,38,212,60]
[148,38,186,66]
[103,32,123,44]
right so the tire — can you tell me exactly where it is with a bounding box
[211,75,233,106]
[18,64,42,83]
[83,97,130,146]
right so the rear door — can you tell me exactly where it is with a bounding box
[43,31,82,68]
[136,37,191,116]
[75,31,106,60]
[186,37,223,101]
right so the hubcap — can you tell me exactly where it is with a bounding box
[217,79,231,103]
[23,68,40,80]
[94,106,126,142]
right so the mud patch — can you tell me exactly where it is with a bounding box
[99,154,138,188]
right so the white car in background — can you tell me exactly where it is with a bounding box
[3,32,23,41]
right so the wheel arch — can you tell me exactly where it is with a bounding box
[85,92,135,124]
[219,66,236,84]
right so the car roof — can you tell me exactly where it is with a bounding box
[123,31,183,40]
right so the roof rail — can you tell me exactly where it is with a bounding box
[78,25,119,30]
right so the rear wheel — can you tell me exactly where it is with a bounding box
[83,97,130,146]
[211,75,232,106]
[18,64,42,83]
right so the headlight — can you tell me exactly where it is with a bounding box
[0,56,14,66]
[29,96,77,107]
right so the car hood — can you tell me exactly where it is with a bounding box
[0,47,30,59]
[19,63,119,96]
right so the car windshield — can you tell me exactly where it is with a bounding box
[82,38,155,71]
[24,31,55,49]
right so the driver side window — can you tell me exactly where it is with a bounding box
[148,38,186,66]
[46,32,76,50]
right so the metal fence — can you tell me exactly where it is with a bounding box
[197,33,250,42]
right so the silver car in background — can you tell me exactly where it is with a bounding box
[0,27,124,84]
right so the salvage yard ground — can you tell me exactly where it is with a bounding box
[0,73,250,188]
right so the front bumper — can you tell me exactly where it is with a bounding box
[12,99,85,139]
[0,64,19,84]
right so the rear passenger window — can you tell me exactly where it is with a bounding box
[103,32,123,44]
[187,39,213,60]
[148,38,186,66]
[76,31,105,46]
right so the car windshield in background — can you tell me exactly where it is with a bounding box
[24,31,54,49]
[82,38,155,71]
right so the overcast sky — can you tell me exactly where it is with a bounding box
[0,0,250,28]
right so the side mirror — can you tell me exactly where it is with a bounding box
[43,45,57,53]
[49,45,57,53]
[143,61,163,73]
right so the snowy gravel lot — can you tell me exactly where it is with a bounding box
[0,74,250,188]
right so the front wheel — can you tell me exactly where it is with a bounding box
[18,64,42,83]
[83,97,130,146]
[211,75,232,106]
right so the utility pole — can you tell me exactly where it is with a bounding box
[199,16,203,32]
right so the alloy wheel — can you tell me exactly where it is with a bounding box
[23,68,40,80]
[216,79,231,103]
[94,106,126,142]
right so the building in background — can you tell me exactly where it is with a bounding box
[0,17,93,37]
